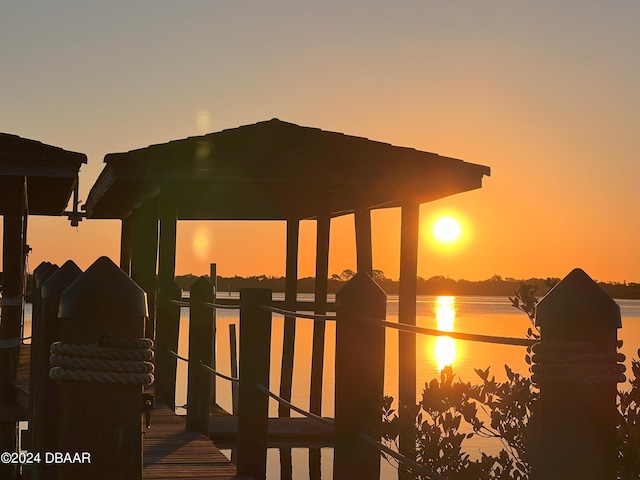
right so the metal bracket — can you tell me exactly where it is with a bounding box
[142,393,155,429]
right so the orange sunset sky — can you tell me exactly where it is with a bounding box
[1,2,638,283]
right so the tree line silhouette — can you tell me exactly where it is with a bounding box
[174,270,640,299]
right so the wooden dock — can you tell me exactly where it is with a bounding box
[14,345,238,480]
[143,404,236,480]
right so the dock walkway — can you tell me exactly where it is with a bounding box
[14,345,238,480]
[143,403,236,479]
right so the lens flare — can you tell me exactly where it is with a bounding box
[192,226,211,261]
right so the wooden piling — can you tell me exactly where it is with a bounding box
[0,176,27,479]
[237,288,272,480]
[186,276,214,434]
[155,279,182,410]
[532,268,622,480]
[229,323,239,415]
[26,261,57,449]
[210,263,218,407]
[33,260,82,480]
[310,214,330,479]
[334,273,386,480]
[398,200,419,475]
[56,256,148,480]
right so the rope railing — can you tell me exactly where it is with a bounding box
[258,304,336,321]
[169,299,190,307]
[0,291,32,306]
[200,361,240,384]
[167,349,190,363]
[167,349,240,384]
[203,301,240,310]
[0,336,32,349]
[255,383,334,427]
[358,432,449,480]
[363,317,536,347]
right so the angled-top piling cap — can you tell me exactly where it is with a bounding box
[59,256,148,319]
[41,260,83,299]
[33,261,53,278]
[535,268,621,330]
[335,272,387,314]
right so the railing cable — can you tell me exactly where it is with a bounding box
[0,292,32,306]
[358,432,449,480]
[203,301,240,310]
[167,349,189,363]
[200,361,240,384]
[258,304,336,321]
[363,318,535,347]
[255,383,334,427]
[169,299,190,307]
[167,349,240,384]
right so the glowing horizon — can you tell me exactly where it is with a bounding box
[2,2,637,284]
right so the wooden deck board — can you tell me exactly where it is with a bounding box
[143,404,237,479]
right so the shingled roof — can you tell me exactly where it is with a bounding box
[85,119,490,220]
[0,133,86,215]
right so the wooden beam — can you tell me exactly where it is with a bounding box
[279,218,299,417]
[398,201,419,474]
[130,198,159,339]
[354,207,373,275]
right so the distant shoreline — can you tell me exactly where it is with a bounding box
[174,274,640,300]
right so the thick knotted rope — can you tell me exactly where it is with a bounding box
[50,337,155,385]
[531,341,626,384]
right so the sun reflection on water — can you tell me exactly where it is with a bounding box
[435,296,456,372]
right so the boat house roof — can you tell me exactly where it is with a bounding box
[0,133,86,215]
[85,119,490,220]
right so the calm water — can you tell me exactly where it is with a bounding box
[171,294,640,480]
[23,296,639,479]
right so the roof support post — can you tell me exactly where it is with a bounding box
[0,176,27,478]
[131,198,159,340]
[157,189,177,285]
[155,189,180,407]
[354,206,373,276]
[279,218,299,418]
[309,213,330,480]
[120,216,133,275]
[398,200,419,477]
[310,213,330,415]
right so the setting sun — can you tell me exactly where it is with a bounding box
[433,216,462,244]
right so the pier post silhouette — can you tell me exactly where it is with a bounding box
[334,273,386,480]
[32,261,81,479]
[186,276,214,434]
[56,257,149,480]
[531,268,624,480]
[236,288,272,480]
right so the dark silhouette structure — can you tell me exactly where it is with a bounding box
[0,133,85,477]
[84,118,491,463]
